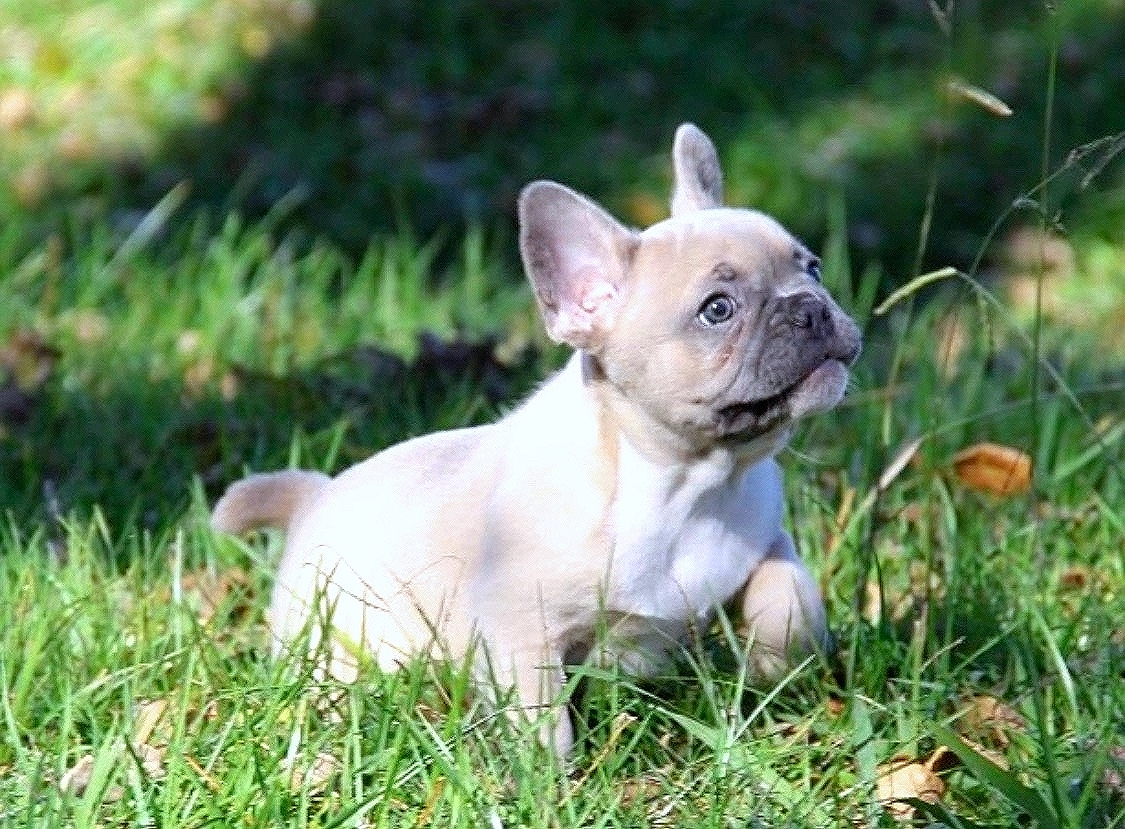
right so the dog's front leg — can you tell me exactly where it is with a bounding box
[739,532,829,682]
[479,633,572,756]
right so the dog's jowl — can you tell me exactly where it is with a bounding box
[212,123,862,756]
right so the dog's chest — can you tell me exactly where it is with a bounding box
[607,446,783,622]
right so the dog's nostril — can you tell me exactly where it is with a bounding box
[786,295,829,331]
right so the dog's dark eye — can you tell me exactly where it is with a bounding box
[806,259,822,282]
[697,293,736,326]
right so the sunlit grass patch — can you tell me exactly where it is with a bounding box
[0,0,315,207]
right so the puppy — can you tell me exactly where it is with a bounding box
[212,124,861,756]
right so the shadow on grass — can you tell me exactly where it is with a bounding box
[9,0,1125,272]
[2,333,542,529]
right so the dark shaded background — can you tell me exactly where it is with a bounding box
[13,0,1125,275]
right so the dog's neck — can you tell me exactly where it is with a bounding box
[578,352,788,471]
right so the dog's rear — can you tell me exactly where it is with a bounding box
[211,470,330,535]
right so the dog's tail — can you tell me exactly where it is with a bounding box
[211,470,331,536]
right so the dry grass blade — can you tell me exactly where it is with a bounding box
[946,77,1014,117]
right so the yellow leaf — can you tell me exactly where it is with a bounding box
[952,442,1032,496]
[132,699,169,746]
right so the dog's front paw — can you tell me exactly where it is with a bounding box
[739,540,829,683]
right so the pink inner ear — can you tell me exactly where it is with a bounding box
[545,273,620,347]
[581,282,618,313]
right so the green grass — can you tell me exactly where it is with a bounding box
[1,0,1124,826]
[1,198,1121,825]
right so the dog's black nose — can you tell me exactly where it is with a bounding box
[781,293,834,340]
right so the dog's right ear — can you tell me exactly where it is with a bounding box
[519,181,637,350]
[671,123,724,216]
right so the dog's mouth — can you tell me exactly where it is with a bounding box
[716,388,791,437]
[715,357,848,441]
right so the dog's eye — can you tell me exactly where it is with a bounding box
[697,293,736,326]
[806,259,822,282]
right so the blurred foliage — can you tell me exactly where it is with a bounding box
[1,0,1123,280]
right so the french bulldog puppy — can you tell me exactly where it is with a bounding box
[212,124,861,756]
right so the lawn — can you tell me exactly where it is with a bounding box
[1,0,1123,826]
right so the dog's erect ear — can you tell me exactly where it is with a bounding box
[670,123,724,216]
[519,181,638,350]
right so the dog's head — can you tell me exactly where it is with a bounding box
[519,124,861,457]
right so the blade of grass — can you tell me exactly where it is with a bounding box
[932,722,1060,829]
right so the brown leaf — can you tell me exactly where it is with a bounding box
[1058,564,1094,591]
[175,567,252,625]
[961,694,1026,749]
[876,756,946,820]
[133,743,166,780]
[952,442,1032,496]
[58,741,166,801]
[0,328,60,390]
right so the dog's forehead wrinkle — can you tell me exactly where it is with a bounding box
[710,262,740,283]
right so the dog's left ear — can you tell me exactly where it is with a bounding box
[670,123,724,216]
[519,181,638,350]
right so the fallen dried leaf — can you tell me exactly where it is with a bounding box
[59,754,96,796]
[0,328,60,390]
[174,567,252,625]
[283,751,339,795]
[59,740,166,802]
[133,743,166,780]
[961,694,1026,749]
[133,699,169,746]
[1058,564,1095,591]
[951,442,1032,496]
[876,756,945,820]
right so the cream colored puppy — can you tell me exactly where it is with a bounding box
[212,124,861,756]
